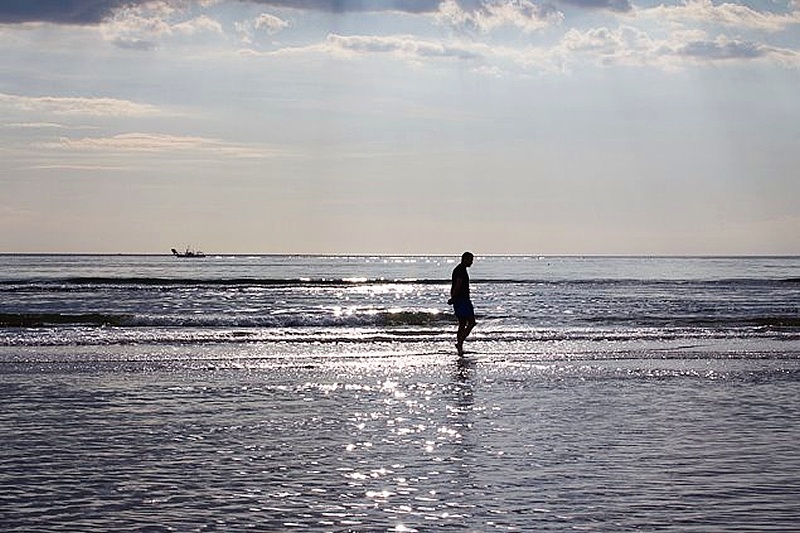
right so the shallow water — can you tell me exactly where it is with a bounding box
[3,353,800,532]
[2,255,799,531]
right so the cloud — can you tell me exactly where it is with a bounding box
[558,26,800,69]
[247,0,629,15]
[0,0,635,26]
[236,12,289,43]
[45,132,278,158]
[561,0,631,12]
[3,122,68,129]
[636,0,800,32]
[676,35,788,61]
[243,0,442,14]
[260,32,491,62]
[27,164,131,171]
[436,0,562,33]
[679,37,762,59]
[173,14,224,35]
[0,0,224,49]
[0,92,161,116]
[0,0,137,25]
[254,13,289,33]
[112,37,159,50]
[260,25,795,73]
[249,31,565,74]
[101,4,223,49]
[0,0,439,24]
[251,0,630,16]
[327,33,483,59]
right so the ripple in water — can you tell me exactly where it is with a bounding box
[2,355,800,531]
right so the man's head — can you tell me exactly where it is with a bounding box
[461,252,474,267]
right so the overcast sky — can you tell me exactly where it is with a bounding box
[1,0,798,254]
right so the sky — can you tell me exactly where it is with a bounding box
[1,0,798,255]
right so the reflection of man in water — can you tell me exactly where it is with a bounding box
[448,252,475,356]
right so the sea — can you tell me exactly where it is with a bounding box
[1,254,799,532]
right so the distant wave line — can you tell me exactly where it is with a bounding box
[1,276,798,289]
[2,311,799,332]
[3,324,799,350]
[0,310,453,329]
[0,277,449,288]
[581,314,800,330]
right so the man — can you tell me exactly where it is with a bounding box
[448,251,475,356]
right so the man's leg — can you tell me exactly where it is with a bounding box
[456,318,467,355]
[463,316,475,340]
[456,316,475,356]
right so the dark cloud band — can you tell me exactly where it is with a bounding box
[0,0,439,24]
[0,0,631,25]
[0,0,135,24]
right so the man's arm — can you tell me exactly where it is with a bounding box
[450,277,462,302]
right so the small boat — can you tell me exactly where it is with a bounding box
[171,247,206,258]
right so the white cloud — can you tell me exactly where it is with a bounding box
[556,26,800,69]
[43,132,278,158]
[254,13,289,33]
[248,23,798,76]
[675,34,799,64]
[0,92,160,117]
[173,15,224,35]
[101,2,223,49]
[635,0,800,32]
[244,32,562,75]
[27,164,131,171]
[235,12,289,44]
[256,32,498,64]
[327,33,485,60]
[3,122,68,129]
[435,0,561,34]
[103,5,173,41]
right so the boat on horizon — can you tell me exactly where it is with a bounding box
[171,247,206,258]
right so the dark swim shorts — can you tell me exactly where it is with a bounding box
[453,299,474,320]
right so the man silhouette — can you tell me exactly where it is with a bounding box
[448,252,475,356]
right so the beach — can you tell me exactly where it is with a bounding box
[2,255,800,531]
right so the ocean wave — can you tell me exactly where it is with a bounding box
[2,276,797,290]
[3,308,799,333]
[2,324,798,350]
[0,313,132,327]
[0,309,453,329]
[0,277,449,289]
[580,314,800,331]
